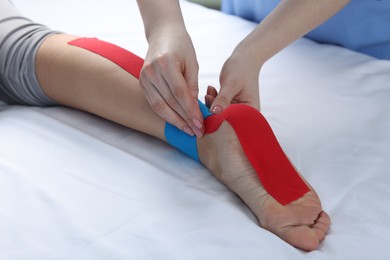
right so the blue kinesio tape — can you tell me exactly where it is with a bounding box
[164,100,211,161]
[199,100,212,118]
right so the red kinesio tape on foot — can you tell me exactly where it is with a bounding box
[68,37,309,205]
[68,38,144,78]
[204,105,310,205]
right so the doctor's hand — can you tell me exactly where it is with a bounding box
[139,27,204,137]
[208,52,261,114]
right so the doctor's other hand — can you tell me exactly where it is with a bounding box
[139,27,204,137]
[209,51,261,114]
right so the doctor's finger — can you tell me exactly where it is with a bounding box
[140,78,195,136]
[163,65,204,135]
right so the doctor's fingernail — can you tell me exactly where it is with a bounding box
[183,126,194,136]
[193,118,202,129]
[193,127,203,138]
[211,106,222,114]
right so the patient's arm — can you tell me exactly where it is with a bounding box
[36,34,330,251]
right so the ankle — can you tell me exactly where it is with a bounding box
[197,133,220,175]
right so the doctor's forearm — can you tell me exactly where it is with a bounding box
[234,0,350,66]
[136,0,187,43]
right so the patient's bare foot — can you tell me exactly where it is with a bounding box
[197,121,330,251]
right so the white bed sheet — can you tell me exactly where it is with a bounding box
[1,0,390,259]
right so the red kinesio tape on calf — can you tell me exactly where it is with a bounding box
[204,105,310,205]
[68,37,309,205]
[68,38,144,78]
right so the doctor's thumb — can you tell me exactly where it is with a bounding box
[210,90,234,115]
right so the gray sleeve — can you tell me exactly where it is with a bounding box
[0,0,58,106]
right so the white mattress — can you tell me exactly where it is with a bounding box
[1,0,390,259]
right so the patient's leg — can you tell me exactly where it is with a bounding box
[36,34,330,251]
